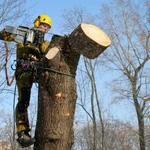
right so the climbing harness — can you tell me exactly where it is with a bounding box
[15,59,39,83]
[12,60,75,78]
[10,56,75,78]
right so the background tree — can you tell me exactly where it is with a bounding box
[73,119,140,150]
[97,0,150,150]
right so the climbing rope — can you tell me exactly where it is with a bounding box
[12,83,17,150]
[3,41,17,149]
[4,41,15,86]
[32,63,75,77]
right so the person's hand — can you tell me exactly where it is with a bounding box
[26,43,40,54]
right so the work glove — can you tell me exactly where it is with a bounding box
[40,40,50,54]
[0,29,14,41]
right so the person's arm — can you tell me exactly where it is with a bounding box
[40,40,50,54]
[27,40,50,61]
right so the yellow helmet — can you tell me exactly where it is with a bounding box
[34,14,52,28]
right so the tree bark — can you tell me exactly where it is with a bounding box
[68,23,111,59]
[34,35,80,150]
[34,24,111,150]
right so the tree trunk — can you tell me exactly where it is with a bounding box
[34,23,111,150]
[34,35,80,150]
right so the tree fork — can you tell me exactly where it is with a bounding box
[34,23,111,150]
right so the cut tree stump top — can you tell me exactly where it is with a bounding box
[69,23,111,59]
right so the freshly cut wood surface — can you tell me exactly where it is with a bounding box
[68,23,111,59]
[81,23,111,46]
[45,46,60,68]
[45,47,60,60]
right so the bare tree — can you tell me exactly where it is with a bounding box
[98,0,150,150]
[83,57,105,150]
[73,118,141,150]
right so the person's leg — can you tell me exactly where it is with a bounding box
[16,71,35,147]
[16,87,31,132]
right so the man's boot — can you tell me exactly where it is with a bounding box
[17,130,36,148]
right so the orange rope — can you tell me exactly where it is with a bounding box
[4,41,15,86]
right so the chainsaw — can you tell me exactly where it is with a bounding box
[4,25,45,45]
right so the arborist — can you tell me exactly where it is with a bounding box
[0,14,52,147]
